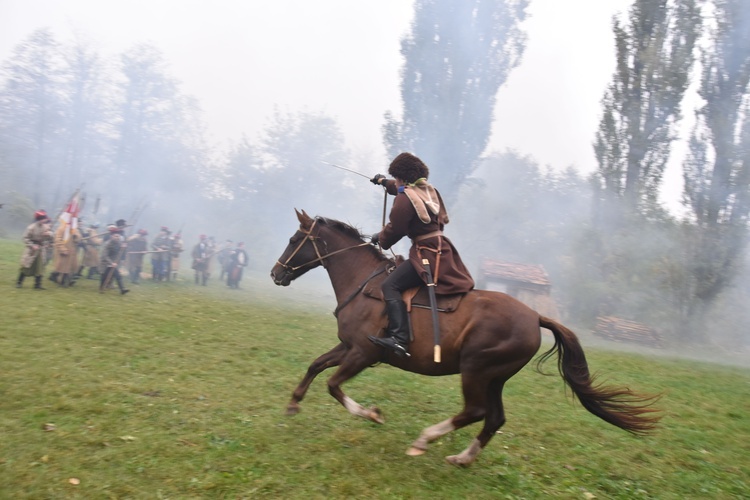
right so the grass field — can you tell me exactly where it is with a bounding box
[0,238,748,499]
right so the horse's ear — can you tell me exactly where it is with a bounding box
[295,208,313,228]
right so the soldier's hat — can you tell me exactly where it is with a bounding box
[138,228,148,235]
[34,209,49,221]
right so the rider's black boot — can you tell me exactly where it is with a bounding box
[369,299,411,357]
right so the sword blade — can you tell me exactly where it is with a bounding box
[320,161,370,179]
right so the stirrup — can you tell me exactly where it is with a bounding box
[368,335,411,357]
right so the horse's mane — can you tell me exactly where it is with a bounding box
[316,216,391,262]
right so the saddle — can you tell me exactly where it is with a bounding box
[363,284,465,313]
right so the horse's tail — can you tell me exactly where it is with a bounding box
[537,316,661,435]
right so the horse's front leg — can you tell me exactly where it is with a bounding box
[326,348,384,424]
[287,342,348,416]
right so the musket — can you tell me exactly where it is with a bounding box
[126,250,169,255]
[80,225,133,241]
[79,192,87,215]
[194,242,231,263]
[128,196,149,236]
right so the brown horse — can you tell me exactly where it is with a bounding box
[270,210,660,466]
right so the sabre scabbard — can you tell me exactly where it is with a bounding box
[422,258,441,363]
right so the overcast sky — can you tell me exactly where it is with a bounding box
[0,0,685,210]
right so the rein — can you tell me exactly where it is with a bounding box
[275,218,370,273]
[333,263,391,317]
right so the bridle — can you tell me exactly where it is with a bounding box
[275,218,370,274]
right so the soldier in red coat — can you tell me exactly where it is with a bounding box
[368,152,474,357]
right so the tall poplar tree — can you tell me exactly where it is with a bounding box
[593,0,700,221]
[682,0,750,328]
[383,0,529,203]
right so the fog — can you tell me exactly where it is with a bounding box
[1,1,748,368]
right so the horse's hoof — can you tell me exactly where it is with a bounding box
[406,447,426,456]
[369,406,385,424]
[446,455,472,467]
[285,403,301,416]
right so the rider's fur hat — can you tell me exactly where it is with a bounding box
[388,153,430,184]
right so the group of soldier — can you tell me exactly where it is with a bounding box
[16,210,250,293]
[184,234,249,288]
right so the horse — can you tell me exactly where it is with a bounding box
[270,209,661,466]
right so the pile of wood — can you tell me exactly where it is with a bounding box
[594,316,664,348]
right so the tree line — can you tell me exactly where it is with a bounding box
[1,0,749,348]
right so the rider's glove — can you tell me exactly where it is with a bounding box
[370,174,386,185]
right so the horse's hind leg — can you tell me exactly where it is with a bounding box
[287,342,347,416]
[407,373,488,458]
[446,379,506,467]
[406,418,458,456]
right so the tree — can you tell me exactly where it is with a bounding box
[0,28,68,207]
[452,151,591,274]
[383,0,529,203]
[593,0,701,221]
[221,108,367,229]
[112,44,208,213]
[54,38,114,206]
[681,0,750,335]
[258,108,359,219]
[221,135,264,202]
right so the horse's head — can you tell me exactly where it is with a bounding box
[271,209,384,287]
[270,209,319,286]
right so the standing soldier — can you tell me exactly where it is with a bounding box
[16,210,53,289]
[100,226,130,295]
[74,218,87,279]
[127,229,148,284]
[52,219,81,287]
[79,223,103,280]
[227,241,248,289]
[205,236,217,281]
[151,226,171,281]
[191,234,210,285]
[217,239,233,280]
[169,231,184,281]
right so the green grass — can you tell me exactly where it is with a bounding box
[0,238,748,499]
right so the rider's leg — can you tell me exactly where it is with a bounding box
[368,261,422,357]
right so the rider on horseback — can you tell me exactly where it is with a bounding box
[369,153,475,357]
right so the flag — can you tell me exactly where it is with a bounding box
[59,191,81,243]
